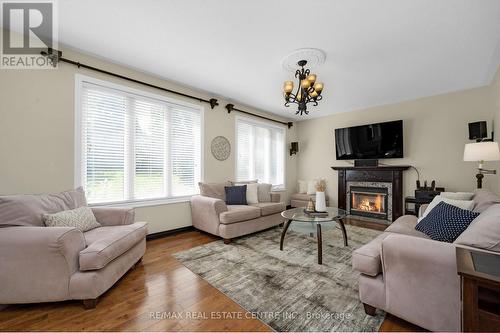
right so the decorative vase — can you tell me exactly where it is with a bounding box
[315,191,327,212]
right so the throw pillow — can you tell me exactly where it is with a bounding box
[225,185,247,205]
[230,179,258,185]
[472,189,500,213]
[419,195,474,222]
[257,183,272,202]
[246,183,259,204]
[298,180,308,194]
[440,192,474,201]
[43,206,101,232]
[454,204,500,252]
[306,180,317,195]
[198,182,229,201]
[415,202,479,243]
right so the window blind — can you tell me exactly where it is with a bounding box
[79,80,202,205]
[236,118,285,187]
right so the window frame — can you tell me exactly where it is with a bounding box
[234,115,287,190]
[74,74,204,207]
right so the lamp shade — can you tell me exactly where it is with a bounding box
[463,142,500,162]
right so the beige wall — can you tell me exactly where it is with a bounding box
[0,45,297,234]
[491,68,500,194]
[296,85,497,208]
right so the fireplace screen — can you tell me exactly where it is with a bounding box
[350,186,388,219]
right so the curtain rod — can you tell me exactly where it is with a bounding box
[41,49,219,109]
[225,104,293,128]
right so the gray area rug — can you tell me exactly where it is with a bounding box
[173,225,385,332]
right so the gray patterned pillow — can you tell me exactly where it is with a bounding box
[43,206,101,232]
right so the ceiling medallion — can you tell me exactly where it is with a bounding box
[283,59,324,116]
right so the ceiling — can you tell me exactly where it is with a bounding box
[58,0,500,120]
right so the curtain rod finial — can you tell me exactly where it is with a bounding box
[226,104,234,114]
[209,98,218,109]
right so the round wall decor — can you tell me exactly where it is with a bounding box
[211,136,231,161]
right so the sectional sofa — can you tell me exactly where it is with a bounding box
[352,189,500,332]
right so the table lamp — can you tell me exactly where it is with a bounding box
[463,141,500,188]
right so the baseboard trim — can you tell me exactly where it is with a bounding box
[146,226,195,240]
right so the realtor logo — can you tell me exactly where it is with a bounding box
[1,0,57,69]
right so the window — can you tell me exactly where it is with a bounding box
[235,117,285,188]
[76,75,202,205]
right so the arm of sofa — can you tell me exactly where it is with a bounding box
[381,234,460,332]
[190,195,228,236]
[0,226,86,303]
[91,207,135,226]
[270,192,281,203]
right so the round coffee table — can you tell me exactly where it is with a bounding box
[280,207,348,264]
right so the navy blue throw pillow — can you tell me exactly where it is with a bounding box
[225,185,247,205]
[415,201,479,243]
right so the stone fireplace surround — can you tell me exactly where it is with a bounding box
[331,165,410,223]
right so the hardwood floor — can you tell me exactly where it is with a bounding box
[0,221,423,332]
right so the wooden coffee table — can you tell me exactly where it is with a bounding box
[280,207,348,264]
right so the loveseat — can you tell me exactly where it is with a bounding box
[191,182,285,243]
[352,189,500,332]
[0,188,147,308]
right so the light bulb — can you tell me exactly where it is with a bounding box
[307,74,316,85]
[314,82,324,92]
[283,81,294,93]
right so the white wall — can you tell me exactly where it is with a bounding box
[0,44,298,234]
[296,85,497,207]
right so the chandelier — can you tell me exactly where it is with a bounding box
[283,60,324,115]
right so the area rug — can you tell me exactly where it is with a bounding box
[173,225,385,332]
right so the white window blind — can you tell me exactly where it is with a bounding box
[236,117,285,188]
[78,78,202,205]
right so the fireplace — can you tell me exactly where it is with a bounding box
[332,165,410,222]
[350,186,388,220]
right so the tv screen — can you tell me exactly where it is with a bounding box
[335,120,403,160]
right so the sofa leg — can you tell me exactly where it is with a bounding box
[223,238,231,244]
[363,303,376,316]
[82,298,98,309]
[132,257,143,269]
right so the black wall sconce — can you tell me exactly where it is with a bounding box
[290,142,299,156]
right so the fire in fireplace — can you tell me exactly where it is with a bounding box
[350,186,389,220]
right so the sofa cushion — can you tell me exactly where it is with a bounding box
[352,233,391,276]
[291,193,315,202]
[0,187,87,227]
[455,204,500,252]
[219,205,261,224]
[415,202,479,243]
[250,202,285,216]
[472,189,500,213]
[79,221,147,271]
[257,183,272,202]
[198,182,229,201]
[43,206,101,232]
[385,215,430,239]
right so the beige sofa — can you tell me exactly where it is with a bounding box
[0,188,147,309]
[352,190,500,332]
[191,182,285,243]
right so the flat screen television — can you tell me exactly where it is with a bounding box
[335,120,403,160]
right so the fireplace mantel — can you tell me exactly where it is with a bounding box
[331,165,411,222]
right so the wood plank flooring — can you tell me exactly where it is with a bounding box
[0,220,423,332]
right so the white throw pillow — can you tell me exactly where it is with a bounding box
[43,206,101,232]
[440,192,474,201]
[298,180,308,194]
[307,180,317,195]
[419,195,474,222]
[246,183,259,204]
